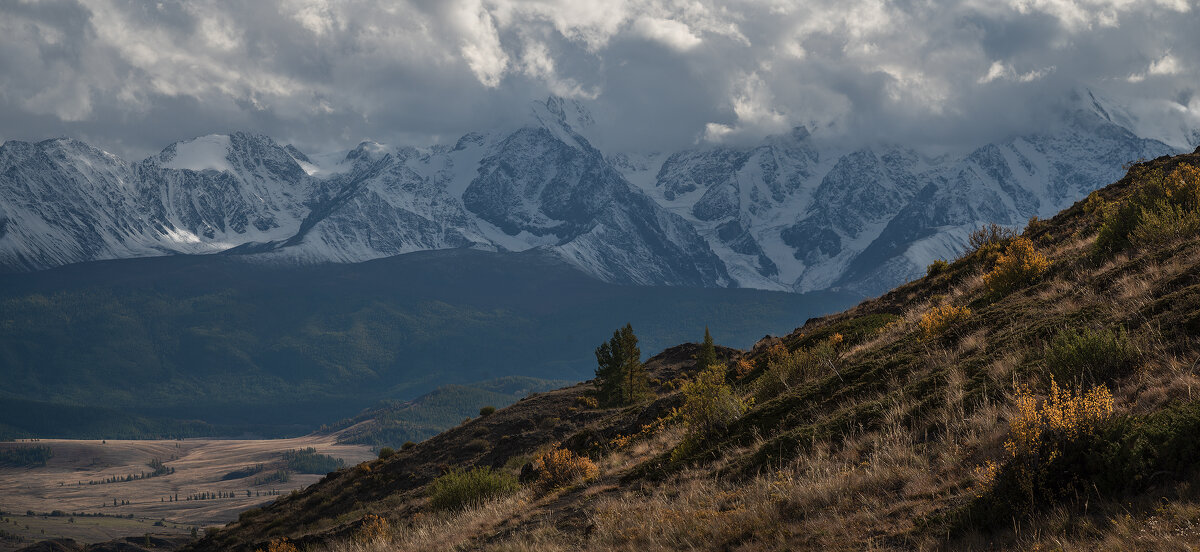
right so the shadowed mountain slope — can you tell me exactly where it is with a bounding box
[0,248,852,439]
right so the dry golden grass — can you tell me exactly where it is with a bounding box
[845,321,904,359]
[598,425,685,475]
[574,412,961,551]
[318,492,533,552]
[955,329,988,357]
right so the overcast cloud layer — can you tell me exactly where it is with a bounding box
[1,0,1198,159]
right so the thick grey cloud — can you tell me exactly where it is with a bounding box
[0,0,1197,159]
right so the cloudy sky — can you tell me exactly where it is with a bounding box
[1,0,1197,159]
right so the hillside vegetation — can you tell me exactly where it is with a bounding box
[189,150,1200,551]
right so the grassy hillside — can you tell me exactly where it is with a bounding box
[182,149,1200,551]
[0,249,854,439]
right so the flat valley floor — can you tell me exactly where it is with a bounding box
[0,436,374,550]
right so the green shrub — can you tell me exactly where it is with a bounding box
[1096,199,1141,255]
[478,406,496,417]
[377,447,395,460]
[926,259,949,277]
[680,364,749,437]
[788,313,899,352]
[1044,327,1136,386]
[753,342,831,402]
[237,507,262,522]
[1130,199,1200,248]
[401,441,416,450]
[967,223,1018,253]
[1088,400,1200,492]
[427,466,519,511]
[1096,164,1200,255]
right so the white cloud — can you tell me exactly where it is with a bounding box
[1127,52,1184,83]
[1002,0,1190,31]
[454,0,510,88]
[1149,53,1181,76]
[979,61,1055,84]
[702,72,788,143]
[631,16,702,51]
[0,0,1196,158]
[518,39,597,99]
[286,0,341,37]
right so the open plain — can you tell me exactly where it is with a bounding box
[0,435,373,550]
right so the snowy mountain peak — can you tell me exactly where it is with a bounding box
[157,134,234,172]
[543,95,595,129]
[7,137,120,166]
[345,140,391,164]
[527,96,596,151]
[0,96,1191,296]
[1073,88,1200,150]
[1083,89,1113,123]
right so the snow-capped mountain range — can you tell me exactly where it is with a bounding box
[0,93,1186,296]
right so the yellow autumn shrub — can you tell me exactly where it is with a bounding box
[982,236,1051,295]
[575,395,599,409]
[255,538,298,552]
[975,379,1114,498]
[1160,163,1200,208]
[534,446,598,488]
[1004,379,1113,458]
[354,514,390,544]
[733,358,754,378]
[919,304,971,339]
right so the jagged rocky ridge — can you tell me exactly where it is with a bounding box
[0,94,1181,295]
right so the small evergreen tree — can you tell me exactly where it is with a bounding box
[594,323,651,406]
[696,326,717,370]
